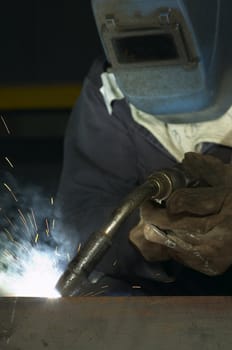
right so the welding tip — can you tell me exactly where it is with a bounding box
[56,231,112,296]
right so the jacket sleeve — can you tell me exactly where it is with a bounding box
[55,62,144,277]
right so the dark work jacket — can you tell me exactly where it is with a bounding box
[56,57,232,295]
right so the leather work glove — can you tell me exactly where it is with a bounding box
[129,152,232,276]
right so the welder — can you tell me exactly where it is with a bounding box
[55,0,232,295]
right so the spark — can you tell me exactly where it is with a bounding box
[17,209,27,226]
[83,291,95,296]
[50,197,54,206]
[4,215,15,229]
[77,243,82,253]
[35,233,39,244]
[30,208,38,231]
[45,218,50,236]
[91,290,105,296]
[113,259,118,267]
[3,183,18,202]
[5,157,14,168]
[1,115,11,134]
[52,219,55,230]
[14,240,30,255]
[3,228,15,242]
[101,285,109,289]
[55,246,61,257]
[0,179,62,299]
[132,285,142,289]
[3,249,13,259]
[0,250,61,298]
[27,213,35,230]
[18,209,30,233]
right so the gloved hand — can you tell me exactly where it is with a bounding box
[129,152,232,276]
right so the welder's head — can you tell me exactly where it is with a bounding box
[92,0,232,123]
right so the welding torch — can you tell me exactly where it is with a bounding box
[56,165,197,296]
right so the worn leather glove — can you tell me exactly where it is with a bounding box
[129,152,232,276]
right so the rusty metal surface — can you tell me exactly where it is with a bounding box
[0,297,232,350]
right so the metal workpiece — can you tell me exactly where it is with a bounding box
[56,166,192,296]
[0,297,232,350]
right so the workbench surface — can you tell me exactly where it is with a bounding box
[0,297,231,350]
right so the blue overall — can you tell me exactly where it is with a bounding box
[56,57,232,295]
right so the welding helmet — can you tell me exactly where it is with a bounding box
[91,0,232,123]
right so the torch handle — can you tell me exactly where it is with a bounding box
[56,165,194,296]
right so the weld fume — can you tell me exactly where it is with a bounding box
[0,171,74,297]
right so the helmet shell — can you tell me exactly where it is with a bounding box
[92,0,232,123]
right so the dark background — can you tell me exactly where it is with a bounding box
[0,0,102,196]
[0,0,102,83]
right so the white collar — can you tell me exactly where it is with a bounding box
[100,72,232,161]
